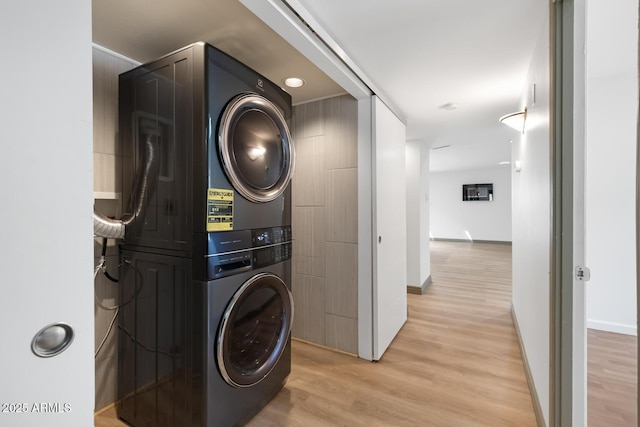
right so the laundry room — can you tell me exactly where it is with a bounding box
[91,2,363,422]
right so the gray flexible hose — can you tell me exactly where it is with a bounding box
[93,130,159,239]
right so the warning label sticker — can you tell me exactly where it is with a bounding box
[206,188,234,231]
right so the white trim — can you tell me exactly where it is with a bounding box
[292,91,349,106]
[93,191,121,200]
[280,0,405,122]
[283,0,371,84]
[357,96,374,361]
[239,0,371,101]
[92,43,141,66]
[586,320,637,336]
[511,305,545,426]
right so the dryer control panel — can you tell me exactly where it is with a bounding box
[252,226,292,247]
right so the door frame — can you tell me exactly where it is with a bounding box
[550,0,576,425]
[636,0,640,418]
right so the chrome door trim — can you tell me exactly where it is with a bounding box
[218,93,294,203]
[216,272,293,388]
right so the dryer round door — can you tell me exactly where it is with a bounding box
[217,272,294,388]
[218,93,295,203]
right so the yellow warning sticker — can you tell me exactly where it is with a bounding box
[206,188,234,231]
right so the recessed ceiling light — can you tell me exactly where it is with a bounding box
[283,77,305,88]
[499,161,511,165]
[438,102,459,110]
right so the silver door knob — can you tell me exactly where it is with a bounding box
[31,323,74,358]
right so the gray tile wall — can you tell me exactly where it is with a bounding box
[291,95,359,354]
[92,47,138,411]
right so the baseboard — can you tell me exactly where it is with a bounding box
[94,401,117,416]
[587,319,637,336]
[430,238,512,245]
[510,304,546,427]
[291,337,358,357]
[407,275,432,295]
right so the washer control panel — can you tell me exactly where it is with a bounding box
[253,242,292,269]
[207,226,292,279]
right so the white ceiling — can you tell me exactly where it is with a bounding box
[92,0,547,172]
[92,0,346,103]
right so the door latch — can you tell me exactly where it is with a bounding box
[575,266,591,282]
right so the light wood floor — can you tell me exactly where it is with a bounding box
[96,241,537,426]
[588,328,637,426]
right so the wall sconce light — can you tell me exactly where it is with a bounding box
[514,160,522,172]
[499,108,527,133]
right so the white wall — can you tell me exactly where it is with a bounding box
[430,166,512,242]
[0,1,94,426]
[406,140,431,289]
[585,0,638,335]
[511,16,551,426]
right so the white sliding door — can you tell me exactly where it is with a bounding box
[0,2,94,426]
[372,96,407,360]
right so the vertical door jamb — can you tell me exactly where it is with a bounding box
[636,0,640,417]
[550,0,575,426]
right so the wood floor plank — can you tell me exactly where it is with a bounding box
[587,328,637,426]
[95,241,537,426]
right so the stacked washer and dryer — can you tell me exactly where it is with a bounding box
[116,42,295,426]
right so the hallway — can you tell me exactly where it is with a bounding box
[250,240,535,425]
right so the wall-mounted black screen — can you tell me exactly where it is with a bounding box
[462,183,493,201]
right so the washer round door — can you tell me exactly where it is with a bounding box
[217,272,294,388]
[218,93,294,203]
